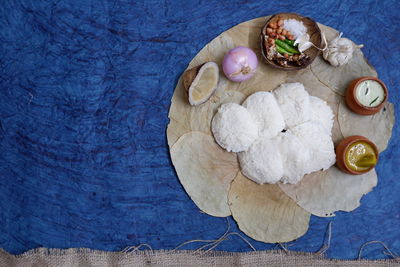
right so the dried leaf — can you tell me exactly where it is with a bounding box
[282,47,393,217]
[338,101,394,152]
[279,167,377,217]
[171,132,239,217]
[188,33,236,69]
[311,24,377,96]
[167,17,287,148]
[167,32,243,148]
[167,16,394,238]
[228,172,310,242]
[167,17,285,221]
[227,17,288,96]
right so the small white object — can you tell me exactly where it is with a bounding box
[308,96,334,134]
[242,91,285,138]
[211,103,259,152]
[294,32,328,53]
[238,136,284,184]
[355,80,385,107]
[294,34,313,53]
[323,32,364,67]
[273,83,310,128]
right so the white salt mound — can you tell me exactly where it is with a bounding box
[238,136,284,184]
[309,96,334,135]
[211,103,259,152]
[283,19,307,39]
[273,82,310,128]
[278,132,311,184]
[242,91,285,138]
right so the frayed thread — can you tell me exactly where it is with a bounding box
[121,244,153,253]
[172,218,256,255]
[358,240,399,261]
[316,221,332,255]
[117,220,398,261]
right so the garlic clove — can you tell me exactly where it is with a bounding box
[294,33,318,52]
[298,42,313,53]
[294,33,310,46]
[337,53,350,65]
[331,58,339,67]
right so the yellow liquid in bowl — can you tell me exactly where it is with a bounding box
[345,141,377,172]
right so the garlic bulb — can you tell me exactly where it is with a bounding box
[323,32,364,67]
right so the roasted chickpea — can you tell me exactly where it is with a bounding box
[269,22,277,29]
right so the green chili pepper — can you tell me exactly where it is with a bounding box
[283,39,296,47]
[275,39,300,54]
[275,43,293,56]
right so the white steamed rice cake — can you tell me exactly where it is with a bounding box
[273,82,310,128]
[238,136,284,184]
[211,103,259,152]
[289,121,335,174]
[278,132,311,184]
[242,91,285,138]
[309,96,334,134]
[211,82,336,185]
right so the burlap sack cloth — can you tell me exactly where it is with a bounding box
[0,248,399,267]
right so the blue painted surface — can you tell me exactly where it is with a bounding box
[0,0,399,260]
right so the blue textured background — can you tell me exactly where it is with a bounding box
[0,0,399,260]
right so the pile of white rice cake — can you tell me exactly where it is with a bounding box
[211,82,335,184]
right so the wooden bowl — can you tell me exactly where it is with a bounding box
[335,136,379,175]
[345,76,388,115]
[260,13,322,71]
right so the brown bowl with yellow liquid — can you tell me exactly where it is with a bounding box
[336,136,379,175]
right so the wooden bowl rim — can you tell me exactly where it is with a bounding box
[260,12,322,71]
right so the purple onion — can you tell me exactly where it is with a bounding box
[222,46,258,82]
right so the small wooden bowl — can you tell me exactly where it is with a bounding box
[260,13,322,71]
[345,76,388,115]
[335,135,379,175]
